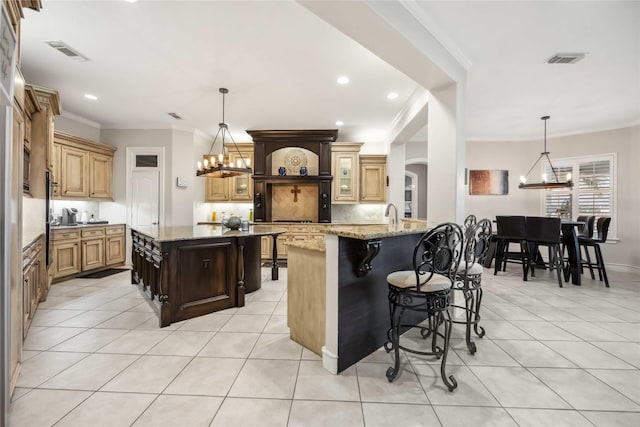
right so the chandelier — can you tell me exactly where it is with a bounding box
[519,115,573,189]
[196,88,252,178]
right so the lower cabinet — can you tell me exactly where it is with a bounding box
[259,224,329,261]
[52,224,125,282]
[22,235,45,338]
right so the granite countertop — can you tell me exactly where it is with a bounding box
[324,223,429,240]
[52,223,125,230]
[22,231,44,249]
[132,225,287,242]
[287,239,326,252]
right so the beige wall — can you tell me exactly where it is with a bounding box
[466,125,640,270]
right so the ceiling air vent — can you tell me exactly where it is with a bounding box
[546,53,585,64]
[168,112,182,120]
[45,41,89,62]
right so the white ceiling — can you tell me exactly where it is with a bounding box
[19,1,640,143]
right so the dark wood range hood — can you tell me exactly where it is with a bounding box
[247,129,338,223]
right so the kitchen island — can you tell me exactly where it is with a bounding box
[287,222,430,374]
[131,225,285,327]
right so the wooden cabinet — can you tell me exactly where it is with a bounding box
[60,145,89,198]
[31,86,61,174]
[259,223,329,260]
[205,177,229,201]
[53,131,116,201]
[22,235,45,339]
[204,143,253,202]
[261,235,273,259]
[81,227,106,271]
[106,225,126,265]
[52,230,81,279]
[359,155,387,203]
[331,143,362,203]
[52,224,125,281]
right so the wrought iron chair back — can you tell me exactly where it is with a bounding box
[463,214,477,240]
[464,218,493,267]
[413,222,464,292]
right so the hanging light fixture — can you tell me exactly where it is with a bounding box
[196,88,252,178]
[518,115,573,189]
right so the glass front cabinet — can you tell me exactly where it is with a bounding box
[331,143,363,204]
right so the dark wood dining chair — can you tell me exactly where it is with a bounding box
[525,216,563,287]
[494,216,529,280]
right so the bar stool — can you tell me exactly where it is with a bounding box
[578,217,611,287]
[453,218,492,354]
[384,222,463,391]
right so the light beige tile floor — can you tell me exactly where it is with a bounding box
[8,267,640,426]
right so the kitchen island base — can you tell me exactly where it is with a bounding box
[131,225,284,327]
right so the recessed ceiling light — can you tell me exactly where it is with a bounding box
[124,0,139,3]
[387,92,399,100]
[84,94,98,100]
[337,76,349,85]
[335,120,344,126]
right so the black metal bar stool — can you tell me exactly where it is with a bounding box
[578,217,611,286]
[525,216,564,287]
[494,216,529,280]
[384,222,463,392]
[452,218,492,354]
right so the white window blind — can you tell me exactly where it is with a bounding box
[542,154,616,238]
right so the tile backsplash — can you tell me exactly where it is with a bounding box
[51,200,100,222]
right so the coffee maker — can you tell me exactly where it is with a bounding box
[61,208,78,225]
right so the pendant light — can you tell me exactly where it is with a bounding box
[519,115,573,189]
[196,88,252,178]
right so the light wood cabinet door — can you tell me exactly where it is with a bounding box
[60,145,89,198]
[82,238,105,271]
[229,151,254,201]
[22,269,31,338]
[52,143,61,197]
[46,109,54,171]
[332,152,359,203]
[261,235,273,259]
[276,235,288,259]
[89,152,112,199]
[205,177,229,202]
[52,240,81,279]
[105,235,125,265]
[359,155,387,203]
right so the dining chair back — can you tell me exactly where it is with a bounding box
[494,216,529,280]
[576,215,595,239]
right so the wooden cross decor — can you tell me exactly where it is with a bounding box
[291,185,301,202]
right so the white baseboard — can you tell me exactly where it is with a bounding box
[322,346,338,374]
[606,263,640,275]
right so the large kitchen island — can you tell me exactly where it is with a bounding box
[131,225,285,327]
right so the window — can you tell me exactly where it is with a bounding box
[135,155,158,168]
[542,153,616,238]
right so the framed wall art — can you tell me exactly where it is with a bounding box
[469,169,509,195]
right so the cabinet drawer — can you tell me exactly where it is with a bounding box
[288,226,309,234]
[81,228,105,238]
[106,225,125,235]
[52,229,81,241]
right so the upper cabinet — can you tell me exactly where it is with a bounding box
[204,143,254,202]
[359,155,387,203]
[331,143,362,204]
[54,131,116,201]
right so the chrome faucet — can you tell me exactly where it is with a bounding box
[384,203,398,227]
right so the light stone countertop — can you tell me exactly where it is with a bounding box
[51,223,125,230]
[132,224,287,242]
[287,239,326,252]
[324,223,429,240]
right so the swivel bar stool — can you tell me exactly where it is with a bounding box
[453,218,492,354]
[385,222,463,391]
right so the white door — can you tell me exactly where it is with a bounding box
[131,170,159,227]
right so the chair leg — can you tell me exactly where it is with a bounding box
[583,245,596,280]
[473,286,486,338]
[553,244,563,288]
[520,240,528,281]
[386,304,403,382]
[439,310,458,392]
[494,240,503,276]
[595,244,609,287]
[463,287,476,354]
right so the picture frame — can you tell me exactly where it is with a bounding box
[469,169,509,195]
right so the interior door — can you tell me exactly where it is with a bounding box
[130,170,159,227]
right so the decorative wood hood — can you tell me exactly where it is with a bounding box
[247,129,338,223]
